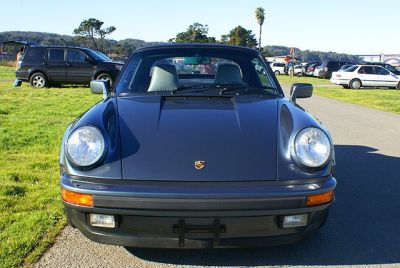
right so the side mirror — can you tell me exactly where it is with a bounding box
[90,80,110,100]
[290,83,313,103]
[85,57,94,63]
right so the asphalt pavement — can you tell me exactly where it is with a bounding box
[33,85,400,268]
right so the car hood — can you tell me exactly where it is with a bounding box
[118,95,279,181]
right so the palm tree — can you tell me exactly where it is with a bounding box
[255,7,265,50]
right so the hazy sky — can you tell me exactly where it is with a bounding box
[1,0,399,54]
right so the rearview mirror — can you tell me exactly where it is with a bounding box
[90,80,110,100]
[290,83,313,103]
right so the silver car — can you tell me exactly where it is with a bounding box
[330,65,400,89]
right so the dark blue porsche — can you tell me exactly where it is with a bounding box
[60,44,336,248]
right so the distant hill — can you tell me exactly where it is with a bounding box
[0,31,163,59]
[264,45,360,63]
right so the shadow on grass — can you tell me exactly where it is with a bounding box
[126,145,400,266]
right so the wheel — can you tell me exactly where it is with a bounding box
[296,72,303,77]
[274,70,280,76]
[396,82,400,90]
[30,73,47,88]
[96,73,113,85]
[342,85,349,89]
[349,79,361,89]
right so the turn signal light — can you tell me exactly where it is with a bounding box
[306,190,335,206]
[61,189,93,207]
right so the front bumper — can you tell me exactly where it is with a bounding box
[61,174,336,248]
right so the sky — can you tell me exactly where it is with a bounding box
[1,0,399,55]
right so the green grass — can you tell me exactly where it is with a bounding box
[0,66,16,80]
[0,81,100,267]
[276,74,332,85]
[314,87,400,114]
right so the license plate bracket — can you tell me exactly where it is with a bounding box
[172,219,226,248]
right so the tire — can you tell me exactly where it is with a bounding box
[30,73,47,88]
[274,70,280,76]
[349,79,361,89]
[96,73,113,85]
[396,82,400,90]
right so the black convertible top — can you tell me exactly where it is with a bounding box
[135,43,260,54]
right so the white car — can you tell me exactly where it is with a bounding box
[286,64,305,76]
[270,62,285,75]
[294,65,305,76]
[313,66,322,77]
[330,65,400,89]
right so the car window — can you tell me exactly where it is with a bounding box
[252,58,273,88]
[332,62,339,69]
[48,48,65,61]
[67,49,87,63]
[383,64,396,73]
[363,66,375,74]
[23,48,46,60]
[375,66,389,75]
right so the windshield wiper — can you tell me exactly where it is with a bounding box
[170,84,278,96]
[171,84,212,94]
[218,84,278,95]
[217,84,249,95]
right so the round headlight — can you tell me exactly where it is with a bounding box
[66,126,105,167]
[292,127,331,168]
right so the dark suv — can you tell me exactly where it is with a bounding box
[317,60,353,79]
[16,46,123,88]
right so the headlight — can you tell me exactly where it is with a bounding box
[292,127,331,168]
[66,126,105,167]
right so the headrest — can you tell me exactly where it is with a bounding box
[148,64,179,92]
[214,63,243,85]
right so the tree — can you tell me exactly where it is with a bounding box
[172,23,216,43]
[226,26,257,48]
[73,18,116,52]
[255,7,265,50]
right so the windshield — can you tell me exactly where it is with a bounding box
[383,64,397,73]
[116,49,280,96]
[85,49,110,61]
[95,51,112,61]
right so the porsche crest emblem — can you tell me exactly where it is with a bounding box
[194,160,206,170]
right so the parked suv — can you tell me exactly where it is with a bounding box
[317,60,353,79]
[16,46,123,88]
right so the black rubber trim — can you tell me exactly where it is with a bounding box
[62,200,332,217]
[93,195,305,210]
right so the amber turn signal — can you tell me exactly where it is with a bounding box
[306,190,335,206]
[61,189,93,207]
